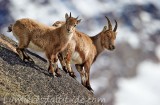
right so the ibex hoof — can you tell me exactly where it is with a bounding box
[28,58,34,63]
[87,86,94,93]
[69,72,76,79]
[62,66,68,73]
[49,72,53,76]
[90,90,94,95]
[56,73,61,77]
[48,70,55,77]
[23,56,34,63]
[55,68,61,77]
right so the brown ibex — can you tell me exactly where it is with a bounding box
[52,16,118,92]
[7,12,81,77]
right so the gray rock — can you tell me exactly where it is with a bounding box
[0,34,102,105]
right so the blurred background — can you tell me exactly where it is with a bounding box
[0,0,160,105]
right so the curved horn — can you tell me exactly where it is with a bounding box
[70,12,71,17]
[113,20,118,32]
[105,16,112,30]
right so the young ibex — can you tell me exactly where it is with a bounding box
[7,12,81,77]
[52,16,117,92]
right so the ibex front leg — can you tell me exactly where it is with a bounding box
[75,64,86,86]
[84,62,93,92]
[58,53,68,73]
[66,51,76,78]
[47,53,61,77]
[76,63,93,93]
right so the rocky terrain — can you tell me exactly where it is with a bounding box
[0,34,102,105]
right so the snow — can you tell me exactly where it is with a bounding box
[117,0,160,7]
[115,61,160,105]
[140,11,152,22]
[155,45,160,60]
[9,0,71,25]
[117,27,140,48]
[91,76,109,92]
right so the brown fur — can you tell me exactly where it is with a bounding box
[8,13,81,77]
[52,17,118,92]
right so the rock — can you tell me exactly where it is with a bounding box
[0,34,102,105]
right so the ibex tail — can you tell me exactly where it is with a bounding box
[7,24,13,32]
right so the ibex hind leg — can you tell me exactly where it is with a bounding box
[16,48,25,61]
[85,73,93,92]
[84,63,94,93]
[20,49,34,63]
[16,38,34,63]
[23,51,34,63]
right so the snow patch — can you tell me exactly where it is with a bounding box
[115,61,160,105]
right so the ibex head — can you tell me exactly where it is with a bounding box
[65,12,81,33]
[101,16,118,51]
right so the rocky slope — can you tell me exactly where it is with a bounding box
[0,34,102,105]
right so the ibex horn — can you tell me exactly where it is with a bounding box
[76,16,79,19]
[113,20,118,32]
[105,16,112,30]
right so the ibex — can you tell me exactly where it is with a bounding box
[7,12,81,77]
[52,16,117,92]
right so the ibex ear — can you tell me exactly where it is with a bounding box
[52,21,59,26]
[102,26,107,31]
[77,19,81,24]
[65,13,69,20]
